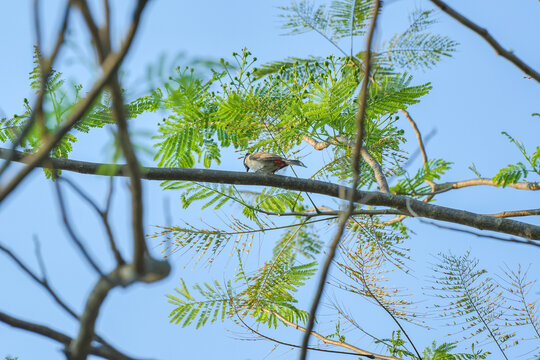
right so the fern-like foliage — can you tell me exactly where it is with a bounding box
[493,132,540,187]
[392,158,452,196]
[280,0,374,41]
[430,252,515,358]
[377,9,458,72]
[167,247,316,329]
[422,341,490,360]
[168,279,233,329]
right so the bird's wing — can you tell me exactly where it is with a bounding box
[250,152,283,161]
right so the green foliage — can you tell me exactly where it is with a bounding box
[167,279,232,329]
[375,330,417,358]
[392,158,452,195]
[279,0,374,40]
[167,250,316,329]
[493,132,540,186]
[422,342,490,360]
[379,10,458,71]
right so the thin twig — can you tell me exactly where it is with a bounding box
[418,219,540,248]
[484,208,540,218]
[0,241,130,357]
[54,177,105,277]
[272,310,401,360]
[300,2,382,359]
[59,177,124,265]
[430,0,540,82]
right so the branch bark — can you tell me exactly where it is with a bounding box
[271,311,402,360]
[0,311,134,360]
[302,135,390,193]
[430,0,540,83]
[2,148,540,242]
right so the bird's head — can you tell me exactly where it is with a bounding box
[243,153,251,172]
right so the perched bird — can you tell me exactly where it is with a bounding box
[243,152,306,174]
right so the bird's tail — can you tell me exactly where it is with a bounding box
[284,159,306,167]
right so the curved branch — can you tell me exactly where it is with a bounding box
[2,149,540,241]
[0,311,134,360]
[430,0,540,83]
[271,311,401,360]
[302,135,390,193]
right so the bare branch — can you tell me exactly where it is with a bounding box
[302,135,390,193]
[2,148,540,241]
[400,109,428,165]
[300,2,382,359]
[0,242,133,357]
[68,257,170,360]
[235,312,363,357]
[430,0,540,83]
[0,311,134,360]
[59,177,124,265]
[54,178,105,277]
[271,311,401,360]
[75,0,106,61]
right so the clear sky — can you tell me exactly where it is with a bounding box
[1,1,539,359]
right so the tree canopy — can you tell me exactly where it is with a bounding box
[1,1,539,360]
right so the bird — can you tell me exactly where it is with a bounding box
[243,152,306,174]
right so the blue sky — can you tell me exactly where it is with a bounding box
[1,1,540,359]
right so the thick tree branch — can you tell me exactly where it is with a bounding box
[0,242,134,359]
[67,256,170,360]
[2,149,540,242]
[430,0,540,83]
[0,311,134,360]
